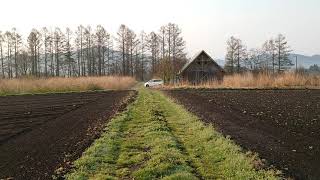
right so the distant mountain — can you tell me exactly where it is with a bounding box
[289,54,320,68]
[215,54,320,69]
[311,55,320,59]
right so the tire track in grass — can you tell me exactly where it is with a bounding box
[67,88,280,180]
[149,107,204,180]
[116,89,201,179]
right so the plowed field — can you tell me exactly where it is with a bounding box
[0,91,136,179]
[166,89,320,180]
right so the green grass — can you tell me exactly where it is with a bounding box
[66,87,280,180]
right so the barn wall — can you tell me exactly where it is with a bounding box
[180,54,224,83]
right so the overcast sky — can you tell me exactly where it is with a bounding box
[0,0,319,59]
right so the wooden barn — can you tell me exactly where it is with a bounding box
[178,50,224,84]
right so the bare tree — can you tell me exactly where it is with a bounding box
[225,36,246,73]
[95,25,109,76]
[155,23,187,81]
[0,31,4,78]
[53,27,64,76]
[126,28,139,77]
[106,36,113,75]
[18,50,29,76]
[246,48,262,71]
[166,24,172,62]
[42,27,50,77]
[116,25,128,76]
[48,30,54,76]
[139,31,147,80]
[75,25,85,76]
[159,26,166,60]
[262,39,278,73]
[11,28,22,78]
[235,39,247,73]
[4,31,13,78]
[274,34,292,72]
[0,23,190,79]
[28,29,41,76]
[147,32,160,75]
[65,28,73,77]
[225,36,237,73]
[84,26,93,76]
[168,23,186,74]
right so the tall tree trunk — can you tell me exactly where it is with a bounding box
[272,53,275,74]
[0,43,4,78]
[44,45,48,77]
[56,41,59,76]
[162,31,165,59]
[67,32,71,77]
[87,41,90,76]
[51,45,54,76]
[102,46,105,75]
[14,40,18,78]
[107,46,110,75]
[7,43,9,78]
[130,48,133,77]
[37,46,40,77]
[278,45,281,72]
[80,29,83,76]
[7,42,10,78]
[98,45,101,76]
[168,28,171,62]
[77,50,80,76]
[122,39,125,76]
[34,45,37,76]
[237,48,240,73]
[44,33,48,77]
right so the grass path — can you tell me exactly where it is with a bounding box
[67,88,279,180]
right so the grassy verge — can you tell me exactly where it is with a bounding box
[66,88,280,179]
[0,76,136,96]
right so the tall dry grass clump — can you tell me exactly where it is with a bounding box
[0,76,136,95]
[171,72,320,89]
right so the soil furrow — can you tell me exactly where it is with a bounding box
[0,90,136,179]
[166,89,320,180]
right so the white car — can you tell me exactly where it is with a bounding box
[144,79,164,87]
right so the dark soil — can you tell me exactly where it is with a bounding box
[166,89,320,180]
[0,90,136,180]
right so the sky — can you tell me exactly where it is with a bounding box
[0,0,319,59]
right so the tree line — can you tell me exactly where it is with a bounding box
[225,34,293,74]
[0,23,187,80]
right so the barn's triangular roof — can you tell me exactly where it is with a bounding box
[179,50,224,74]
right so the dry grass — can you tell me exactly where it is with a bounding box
[0,76,136,95]
[169,72,320,89]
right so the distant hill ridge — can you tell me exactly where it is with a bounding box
[290,54,320,68]
[215,54,320,68]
